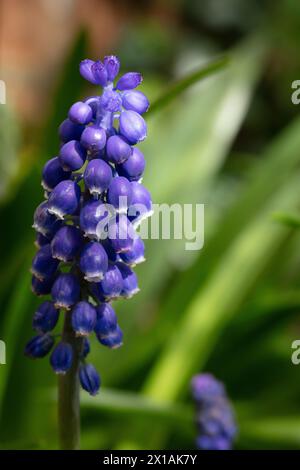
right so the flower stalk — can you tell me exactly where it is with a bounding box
[58,313,83,450]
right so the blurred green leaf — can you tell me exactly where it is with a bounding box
[144,167,300,403]
[137,105,300,415]
[0,257,33,421]
[239,417,300,449]
[81,388,192,424]
[0,106,20,203]
[273,211,300,228]
[148,56,229,115]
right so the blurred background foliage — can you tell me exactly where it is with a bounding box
[1,0,300,450]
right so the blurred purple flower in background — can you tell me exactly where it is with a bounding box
[191,373,237,450]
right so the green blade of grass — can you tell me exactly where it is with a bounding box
[81,388,193,424]
[272,211,300,228]
[148,56,229,115]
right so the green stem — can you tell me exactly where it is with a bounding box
[58,312,82,450]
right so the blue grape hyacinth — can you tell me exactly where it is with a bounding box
[191,373,237,450]
[26,55,152,396]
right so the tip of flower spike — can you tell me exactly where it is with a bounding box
[116,72,143,91]
[104,55,120,82]
[79,59,98,85]
[91,61,108,87]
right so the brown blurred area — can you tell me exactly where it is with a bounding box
[0,0,135,123]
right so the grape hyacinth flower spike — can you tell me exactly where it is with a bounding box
[25,55,152,450]
[191,373,237,450]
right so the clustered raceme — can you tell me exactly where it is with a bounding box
[191,373,237,450]
[25,55,152,396]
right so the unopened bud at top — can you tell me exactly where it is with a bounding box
[104,55,120,81]
[116,72,143,91]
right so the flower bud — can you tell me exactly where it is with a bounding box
[51,273,80,309]
[51,225,83,262]
[79,241,108,282]
[35,232,50,249]
[119,236,145,266]
[59,140,86,171]
[128,181,153,225]
[116,147,145,181]
[108,214,136,254]
[68,101,93,125]
[98,325,123,349]
[31,244,59,281]
[96,264,123,300]
[79,59,98,85]
[59,118,84,143]
[100,89,122,112]
[79,199,110,239]
[116,72,142,91]
[119,110,147,144]
[91,61,108,87]
[191,374,225,402]
[122,90,149,114]
[104,55,120,81]
[107,176,133,213]
[79,363,101,395]
[80,125,106,154]
[116,262,139,298]
[83,159,112,196]
[106,135,132,165]
[33,201,62,237]
[71,301,96,336]
[94,303,117,336]
[101,238,118,263]
[31,274,55,296]
[50,342,73,374]
[42,157,71,192]
[81,337,90,358]
[25,334,54,358]
[48,180,81,219]
[32,301,59,333]
[83,96,99,117]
